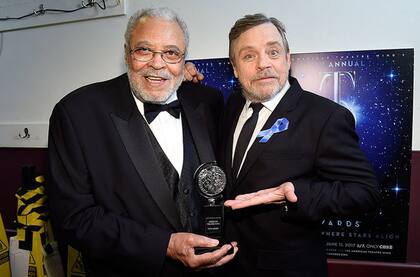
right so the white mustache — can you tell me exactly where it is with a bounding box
[139,69,172,80]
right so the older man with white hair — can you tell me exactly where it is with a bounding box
[48,7,237,277]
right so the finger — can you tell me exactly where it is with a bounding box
[184,62,199,80]
[203,244,239,268]
[280,182,297,202]
[192,71,204,82]
[194,243,233,267]
[224,199,241,207]
[238,186,280,199]
[213,245,238,266]
[197,72,204,80]
[228,191,285,209]
[235,192,257,200]
[183,71,193,81]
[185,62,195,71]
[228,186,278,201]
[224,192,256,207]
[224,197,263,209]
[191,234,219,248]
[284,189,298,202]
[225,197,254,208]
[224,186,285,208]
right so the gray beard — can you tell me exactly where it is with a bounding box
[127,69,183,104]
[241,85,280,103]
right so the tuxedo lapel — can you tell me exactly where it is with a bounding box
[178,90,215,165]
[234,78,303,188]
[224,93,246,192]
[111,111,182,231]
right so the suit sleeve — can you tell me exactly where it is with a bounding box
[285,106,380,222]
[48,102,171,276]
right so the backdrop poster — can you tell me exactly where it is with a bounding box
[189,48,414,262]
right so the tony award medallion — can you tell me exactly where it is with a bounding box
[194,161,228,254]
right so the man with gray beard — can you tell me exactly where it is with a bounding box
[47,8,237,277]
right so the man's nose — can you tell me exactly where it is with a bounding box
[256,54,272,70]
[148,52,166,69]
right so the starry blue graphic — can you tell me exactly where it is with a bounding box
[188,58,240,102]
[290,49,413,262]
[189,49,414,262]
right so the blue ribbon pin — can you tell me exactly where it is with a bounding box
[257,118,289,143]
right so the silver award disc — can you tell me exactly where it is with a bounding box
[196,163,226,198]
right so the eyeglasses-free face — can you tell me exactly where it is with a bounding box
[231,23,291,103]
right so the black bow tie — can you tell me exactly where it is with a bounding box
[144,100,181,123]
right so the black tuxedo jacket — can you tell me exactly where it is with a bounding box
[221,77,379,276]
[48,74,223,276]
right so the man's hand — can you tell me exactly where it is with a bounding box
[184,62,204,82]
[224,182,297,210]
[167,232,238,269]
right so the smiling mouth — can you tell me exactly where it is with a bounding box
[145,76,168,81]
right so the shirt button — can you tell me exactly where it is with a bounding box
[183,189,190,195]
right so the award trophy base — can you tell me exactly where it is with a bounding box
[194,205,233,255]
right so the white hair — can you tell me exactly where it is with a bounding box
[124,7,189,56]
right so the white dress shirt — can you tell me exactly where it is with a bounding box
[133,93,184,175]
[232,81,291,175]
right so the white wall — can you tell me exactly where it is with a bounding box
[0,0,419,149]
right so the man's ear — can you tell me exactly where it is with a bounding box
[124,44,129,64]
[231,60,238,78]
[233,67,238,78]
[286,52,291,69]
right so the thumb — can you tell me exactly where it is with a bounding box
[284,185,298,202]
[194,235,219,248]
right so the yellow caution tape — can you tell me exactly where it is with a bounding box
[27,232,45,277]
[67,245,85,277]
[17,203,47,219]
[0,213,11,277]
[15,174,54,277]
[16,187,46,202]
[17,209,48,229]
[35,176,45,183]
